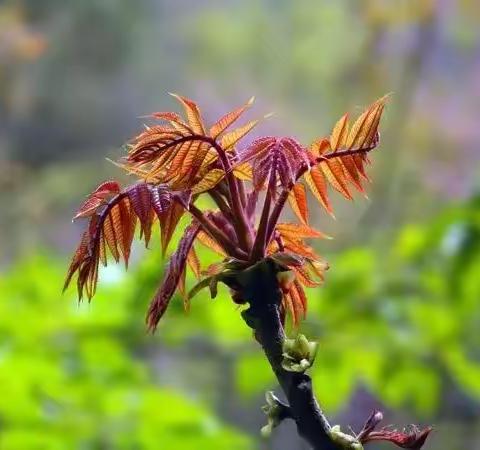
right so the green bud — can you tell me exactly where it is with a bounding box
[281,334,318,373]
[329,425,363,450]
[260,424,273,438]
[265,390,277,407]
[260,391,282,438]
[297,334,310,354]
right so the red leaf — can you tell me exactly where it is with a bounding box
[304,167,334,217]
[320,159,353,200]
[169,93,205,134]
[146,222,200,331]
[65,192,134,300]
[73,181,121,220]
[127,183,156,246]
[363,427,432,449]
[330,113,349,150]
[346,95,387,150]
[288,182,309,225]
[209,96,254,139]
[276,223,330,240]
[187,246,201,279]
[65,181,181,300]
[149,184,173,216]
[220,119,259,150]
[158,201,184,254]
[241,137,309,195]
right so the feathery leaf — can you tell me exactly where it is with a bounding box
[146,222,200,330]
[287,183,309,225]
[209,96,254,139]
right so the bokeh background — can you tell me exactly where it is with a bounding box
[1,0,480,449]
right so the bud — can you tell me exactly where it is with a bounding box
[357,409,384,441]
[329,425,363,449]
[260,391,283,438]
[281,334,318,373]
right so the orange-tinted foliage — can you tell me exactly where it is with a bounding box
[65,94,387,329]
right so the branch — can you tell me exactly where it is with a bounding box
[224,258,433,450]
[230,259,341,450]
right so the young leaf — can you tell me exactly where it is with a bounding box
[191,169,225,194]
[64,180,184,300]
[233,162,253,181]
[127,99,217,190]
[65,191,134,299]
[320,159,353,200]
[127,183,164,246]
[288,183,309,225]
[187,246,201,279]
[301,96,388,212]
[158,202,185,254]
[169,93,206,134]
[330,113,349,150]
[346,95,387,150]
[209,96,255,139]
[293,266,322,288]
[304,167,334,217]
[275,223,330,240]
[241,137,309,195]
[73,181,121,220]
[280,237,320,261]
[220,119,260,150]
[146,222,200,330]
[196,230,227,257]
[362,426,432,449]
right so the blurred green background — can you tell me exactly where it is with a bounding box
[1,1,480,449]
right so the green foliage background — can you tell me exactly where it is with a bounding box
[2,199,480,449]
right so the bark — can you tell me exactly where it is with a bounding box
[231,258,341,450]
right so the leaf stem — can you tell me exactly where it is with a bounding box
[208,139,253,252]
[264,188,290,251]
[250,174,276,261]
[188,203,248,260]
[209,190,234,221]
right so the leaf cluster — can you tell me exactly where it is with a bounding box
[64,94,387,330]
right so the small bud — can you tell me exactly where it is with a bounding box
[357,409,384,441]
[297,334,310,354]
[260,424,273,438]
[260,391,283,438]
[281,334,318,373]
[329,425,364,449]
[265,390,277,407]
